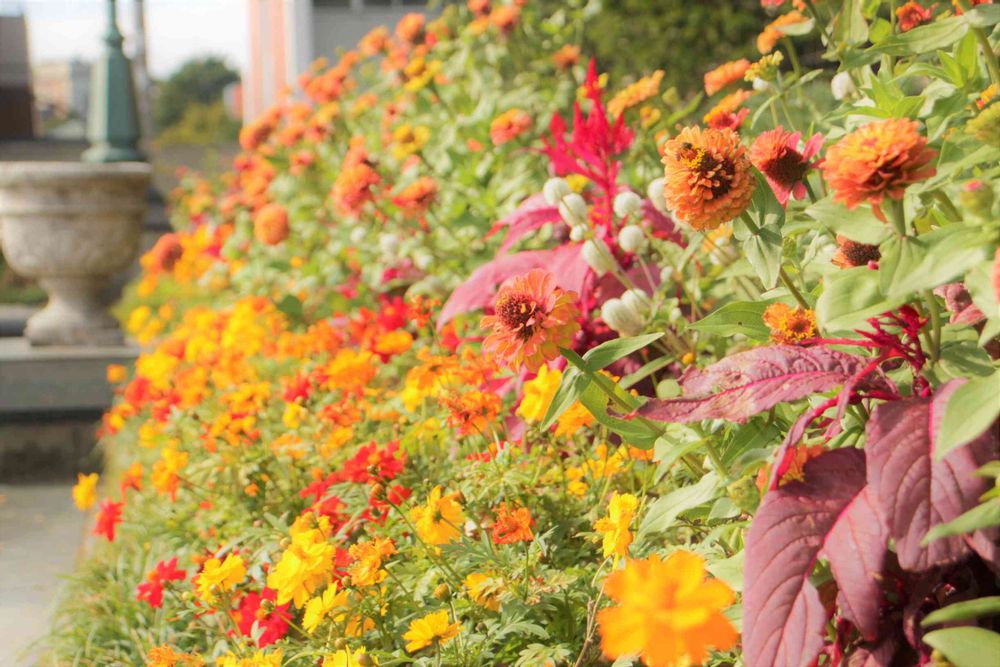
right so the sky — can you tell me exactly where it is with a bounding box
[5,0,247,78]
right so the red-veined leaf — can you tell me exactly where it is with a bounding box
[635,345,868,424]
[485,194,562,255]
[641,199,683,244]
[865,382,998,572]
[846,634,898,667]
[744,447,868,667]
[437,243,589,328]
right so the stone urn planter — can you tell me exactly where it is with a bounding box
[0,162,151,346]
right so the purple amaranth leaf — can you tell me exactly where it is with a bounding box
[485,193,562,256]
[635,345,868,424]
[437,243,590,328]
[845,634,898,667]
[641,198,683,245]
[865,381,998,572]
[744,448,868,667]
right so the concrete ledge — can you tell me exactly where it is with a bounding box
[0,337,137,413]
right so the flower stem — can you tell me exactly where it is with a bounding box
[779,267,810,309]
[885,197,909,237]
[922,290,942,364]
[932,190,963,222]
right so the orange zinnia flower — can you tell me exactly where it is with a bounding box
[480,269,580,372]
[704,59,751,96]
[598,551,738,667]
[254,203,290,245]
[490,502,534,544]
[896,1,935,31]
[820,118,937,216]
[757,10,808,54]
[393,177,438,216]
[702,89,754,131]
[490,108,533,146]
[749,127,823,206]
[763,302,817,344]
[395,12,425,44]
[489,5,520,33]
[552,44,581,70]
[358,26,390,56]
[661,126,756,230]
[331,163,381,216]
[608,70,664,118]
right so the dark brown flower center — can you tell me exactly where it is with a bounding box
[679,145,735,198]
[496,294,541,340]
[763,147,808,186]
[840,239,881,267]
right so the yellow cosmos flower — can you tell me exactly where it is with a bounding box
[403,610,462,653]
[72,472,99,511]
[594,492,639,560]
[214,649,282,667]
[302,583,350,633]
[464,571,502,611]
[516,365,562,422]
[323,647,376,667]
[195,553,246,603]
[408,486,465,545]
[266,527,335,607]
[403,57,442,92]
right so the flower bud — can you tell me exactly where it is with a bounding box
[542,177,572,205]
[334,638,348,650]
[960,179,995,218]
[369,483,386,502]
[582,239,615,276]
[413,250,433,271]
[569,224,588,242]
[646,177,667,212]
[751,77,771,92]
[357,654,375,667]
[378,233,399,256]
[349,227,367,245]
[613,191,642,218]
[558,193,588,227]
[621,288,650,316]
[831,71,856,101]
[601,298,644,337]
[433,583,452,601]
[727,476,761,514]
[617,225,645,253]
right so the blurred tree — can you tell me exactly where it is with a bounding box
[154,57,239,134]
[157,100,240,146]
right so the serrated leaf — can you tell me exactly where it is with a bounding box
[922,628,1000,667]
[636,346,869,424]
[921,597,1000,627]
[688,300,777,339]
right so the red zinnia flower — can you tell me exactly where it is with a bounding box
[94,499,123,542]
[749,127,823,206]
[896,2,936,31]
[480,269,580,372]
[136,557,186,608]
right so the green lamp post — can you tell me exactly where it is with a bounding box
[83,0,145,163]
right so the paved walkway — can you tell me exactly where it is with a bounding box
[0,484,86,667]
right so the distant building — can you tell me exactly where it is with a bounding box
[0,13,35,139]
[243,0,429,121]
[32,59,92,123]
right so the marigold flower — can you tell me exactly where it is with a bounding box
[390,123,431,160]
[757,10,809,54]
[441,389,502,436]
[302,583,350,633]
[489,108,533,146]
[704,59,751,96]
[94,499,123,541]
[749,126,823,205]
[253,203,289,245]
[608,70,664,118]
[392,177,438,216]
[832,235,881,269]
[195,553,246,603]
[598,551,738,667]
[72,472,99,510]
[146,645,204,667]
[594,492,639,560]
[821,118,937,214]
[266,527,335,607]
[661,125,756,230]
[331,163,381,216]
[976,83,998,109]
[896,1,936,31]
[468,0,491,16]
[763,302,817,344]
[491,502,535,544]
[552,44,581,70]
[136,557,186,608]
[465,571,503,611]
[481,269,580,372]
[409,485,465,545]
[403,610,462,653]
[144,233,184,273]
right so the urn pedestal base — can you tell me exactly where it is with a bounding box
[25,277,124,346]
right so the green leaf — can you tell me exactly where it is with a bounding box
[878,236,927,297]
[871,16,969,56]
[688,300,777,340]
[578,382,658,449]
[581,333,664,369]
[924,501,1000,543]
[922,627,1000,667]
[886,225,993,299]
[540,368,588,430]
[736,172,785,288]
[965,5,1000,28]
[275,294,303,320]
[816,266,907,333]
[938,340,995,379]
[742,226,783,289]
[834,0,868,46]
[620,355,673,390]
[936,374,1000,460]
[637,473,720,540]
[922,597,1000,627]
[803,197,891,245]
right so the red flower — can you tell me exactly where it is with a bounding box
[342,440,406,483]
[136,557,186,608]
[896,2,936,32]
[749,127,824,206]
[232,587,291,647]
[94,499,123,542]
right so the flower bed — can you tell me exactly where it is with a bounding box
[56,1,1000,666]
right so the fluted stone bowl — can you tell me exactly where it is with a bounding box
[0,162,151,346]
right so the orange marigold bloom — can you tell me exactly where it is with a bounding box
[896,1,935,31]
[395,12,425,44]
[608,70,664,118]
[490,502,534,544]
[490,108,533,146]
[763,302,817,344]
[598,551,738,667]
[832,235,881,269]
[749,126,823,206]
[820,118,937,215]
[442,389,502,436]
[254,203,290,245]
[704,59,751,96]
[392,177,438,216]
[757,10,808,54]
[552,44,581,70]
[661,126,756,230]
[331,163,381,216]
[480,269,580,372]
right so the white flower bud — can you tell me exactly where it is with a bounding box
[569,224,588,242]
[558,193,588,227]
[601,298,644,337]
[668,307,683,323]
[582,239,615,276]
[543,177,572,205]
[622,289,650,318]
[613,191,642,218]
[413,250,433,271]
[378,233,400,256]
[831,71,856,101]
[752,77,771,92]
[659,266,674,283]
[350,227,367,245]
[617,225,646,253]
[646,177,667,212]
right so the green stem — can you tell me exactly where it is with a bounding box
[779,267,810,309]
[923,290,942,364]
[933,190,963,222]
[957,0,1000,85]
[703,438,731,482]
[885,197,909,237]
[782,37,803,78]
